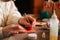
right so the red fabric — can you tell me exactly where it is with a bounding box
[44,2,54,8]
[55,3,60,9]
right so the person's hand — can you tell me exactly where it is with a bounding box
[18,16,36,29]
[2,24,26,37]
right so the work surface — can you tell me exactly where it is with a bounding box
[3,33,60,40]
[3,26,60,40]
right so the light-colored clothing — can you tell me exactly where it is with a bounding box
[0,1,22,39]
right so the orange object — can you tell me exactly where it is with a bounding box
[25,27,32,30]
[27,29,35,33]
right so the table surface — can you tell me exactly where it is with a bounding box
[3,26,60,40]
[3,33,28,40]
[3,33,60,40]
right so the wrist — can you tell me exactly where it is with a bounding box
[18,17,24,24]
[0,27,3,39]
[2,27,9,38]
[2,27,6,38]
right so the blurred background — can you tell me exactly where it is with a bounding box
[14,0,60,20]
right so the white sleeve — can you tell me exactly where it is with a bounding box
[0,8,4,39]
[7,1,22,25]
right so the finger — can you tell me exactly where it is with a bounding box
[12,25,27,32]
[25,22,32,27]
[19,18,31,27]
[18,30,27,33]
[8,31,19,36]
[18,18,26,25]
[26,16,35,23]
[9,29,27,35]
[20,21,32,28]
[12,25,25,30]
[26,16,36,27]
[32,19,36,27]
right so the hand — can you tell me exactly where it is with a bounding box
[2,24,26,37]
[18,16,36,29]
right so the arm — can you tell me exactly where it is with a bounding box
[0,27,3,39]
[0,8,4,39]
[0,1,27,39]
[7,1,22,25]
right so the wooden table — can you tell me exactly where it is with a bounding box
[3,33,60,40]
[3,26,60,40]
[3,33,28,40]
[58,35,60,40]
